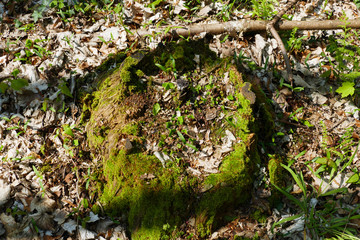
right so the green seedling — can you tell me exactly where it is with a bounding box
[63,35,74,48]
[98,36,112,45]
[336,81,355,98]
[41,98,48,112]
[62,124,74,137]
[32,166,45,196]
[279,78,304,92]
[58,80,73,98]
[18,23,35,31]
[153,103,161,116]
[286,27,307,53]
[289,107,304,122]
[162,82,176,90]
[251,0,278,20]
[6,118,30,136]
[177,116,184,125]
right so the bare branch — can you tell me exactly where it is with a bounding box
[135,19,360,38]
[267,0,299,84]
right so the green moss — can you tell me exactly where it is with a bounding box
[96,53,126,73]
[100,150,193,239]
[40,164,51,173]
[84,41,274,239]
[268,155,284,206]
[136,69,145,78]
[251,209,267,224]
[121,122,139,136]
[234,234,260,240]
[194,66,260,236]
[268,156,283,186]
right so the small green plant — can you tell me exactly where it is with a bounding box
[216,0,239,21]
[153,103,161,116]
[62,124,80,157]
[6,117,30,136]
[250,0,278,20]
[286,27,307,53]
[272,163,360,239]
[63,35,74,48]
[162,82,176,90]
[312,123,358,180]
[0,69,29,93]
[279,78,304,92]
[58,79,73,98]
[18,23,35,32]
[155,55,178,78]
[335,72,360,98]
[32,166,46,196]
[14,39,51,63]
[324,14,360,99]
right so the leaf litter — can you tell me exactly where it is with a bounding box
[0,0,359,239]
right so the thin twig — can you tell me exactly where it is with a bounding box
[267,0,299,85]
[328,118,347,132]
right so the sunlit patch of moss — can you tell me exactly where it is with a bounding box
[40,164,51,173]
[234,233,260,240]
[121,122,139,136]
[268,155,284,205]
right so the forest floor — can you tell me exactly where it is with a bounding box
[0,0,360,239]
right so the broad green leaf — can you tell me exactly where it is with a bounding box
[162,82,175,90]
[155,63,167,72]
[10,78,29,91]
[11,69,20,77]
[153,103,161,116]
[347,173,360,184]
[63,124,74,137]
[59,83,73,98]
[336,81,355,98]
[315,157,337,171]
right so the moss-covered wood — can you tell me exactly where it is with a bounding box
[83,40,274,239]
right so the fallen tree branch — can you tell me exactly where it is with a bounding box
[136,19,360,38]
[267,0,298,84]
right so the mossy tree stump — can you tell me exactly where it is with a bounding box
[82,40,274,239]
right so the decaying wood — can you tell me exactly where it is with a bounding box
[136,19,360,38]
[267,0,299,84]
